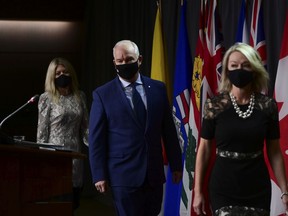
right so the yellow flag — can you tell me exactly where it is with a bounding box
[151,5,172,101]
[151,6,171,216]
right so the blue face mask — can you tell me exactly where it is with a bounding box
[228,69,253,88]
[115,61,139,80]
[55,74,72,88]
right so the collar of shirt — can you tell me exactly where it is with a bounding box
[118,72,143,88]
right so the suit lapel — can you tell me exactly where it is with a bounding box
[142,76,152,130]
[114,77,140,125]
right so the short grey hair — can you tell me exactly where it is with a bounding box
[113,40,140,58]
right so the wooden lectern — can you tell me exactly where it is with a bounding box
[0,144,85,216]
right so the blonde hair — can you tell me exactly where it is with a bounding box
[44,57,80,103]
[218,42,269,93]
[113,40,140,59]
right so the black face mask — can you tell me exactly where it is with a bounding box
[228,69,253,88]
[115,61,139,80]
[55,74,72,88]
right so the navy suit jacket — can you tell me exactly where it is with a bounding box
[89,75,182,187]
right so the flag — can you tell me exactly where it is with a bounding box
[150,3,170,215]
[151,2,171,100]
[273,12,288,216]
[249,1,283,215]
[250,0,267,66]
[164,1,192,215]
[202,0,224,107]
[189,0,224,215]
[188,0,205,215]
[150,1,169,166]
[235,0,249,43]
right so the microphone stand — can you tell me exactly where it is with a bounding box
[0,102,31,130]
[0,95,39,143]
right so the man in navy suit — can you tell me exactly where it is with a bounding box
[89,40,182,216]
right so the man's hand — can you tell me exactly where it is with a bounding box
[172,171,182,184]
[95,180,108,193]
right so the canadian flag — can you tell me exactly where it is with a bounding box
[273,12,288,216]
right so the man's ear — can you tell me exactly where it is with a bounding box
[138,55,143,65]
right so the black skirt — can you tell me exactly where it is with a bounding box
[209,155,271,215]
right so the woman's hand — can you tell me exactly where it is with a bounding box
[193,192,206,215]
[281,193,288,215]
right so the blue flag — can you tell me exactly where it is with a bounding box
[235,0,249,43]
[164,1,193,215]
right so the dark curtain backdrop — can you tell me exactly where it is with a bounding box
[81,0,288,107]
[81,0,158,106]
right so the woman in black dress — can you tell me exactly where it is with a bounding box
[192,43,288,215]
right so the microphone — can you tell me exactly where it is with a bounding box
[0,94,39,130]
[27,94,39,104]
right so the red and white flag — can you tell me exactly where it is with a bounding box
[188,0,204,214]
[273,12,288,216]
[190,0,224,215]
[250,0,267,66]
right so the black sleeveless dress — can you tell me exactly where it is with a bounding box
[201,92,280,216]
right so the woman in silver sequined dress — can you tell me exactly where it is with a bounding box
[37,57,89,211]
[192,43,288,216]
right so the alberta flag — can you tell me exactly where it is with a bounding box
[164,0,192,215]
